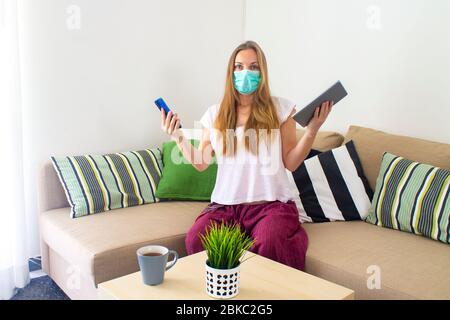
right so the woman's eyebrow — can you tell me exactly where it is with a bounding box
[234,61,259,65]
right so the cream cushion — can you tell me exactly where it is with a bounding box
[40,201,209,285]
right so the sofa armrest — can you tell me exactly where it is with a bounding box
[37,161,70,214]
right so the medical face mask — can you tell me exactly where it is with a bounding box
[233,70,261,95]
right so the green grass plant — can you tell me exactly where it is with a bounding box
[199,221,255,269]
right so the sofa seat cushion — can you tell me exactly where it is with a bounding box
[40,201,209,285]
[302,221,450,299]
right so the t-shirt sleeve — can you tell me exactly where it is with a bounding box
[275,97,296,124]
[199,104,218,128]
[199,109,211,128]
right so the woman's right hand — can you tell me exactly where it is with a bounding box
[305,100,333,136]
[161,109,181,141]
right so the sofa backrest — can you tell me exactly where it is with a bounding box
[42,126,449,213]
[343,125,450,191]
[37,129,345,214]
[296,129,344,151]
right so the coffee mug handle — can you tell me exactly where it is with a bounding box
[166,250,178,271]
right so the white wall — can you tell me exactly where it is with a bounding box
[18,0,244,257]
[245,0,450,143]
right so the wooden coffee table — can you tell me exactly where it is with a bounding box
[98,250,354,300]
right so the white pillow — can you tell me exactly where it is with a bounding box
[289,141,373,223]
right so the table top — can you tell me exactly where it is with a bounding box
[97,251,354,300]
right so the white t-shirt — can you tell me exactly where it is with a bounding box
[199,96,296,205]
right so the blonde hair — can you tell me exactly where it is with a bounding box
[214,41,280,156]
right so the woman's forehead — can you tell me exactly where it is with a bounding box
[235,49,258,64]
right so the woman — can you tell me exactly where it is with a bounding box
[161,41,332,271]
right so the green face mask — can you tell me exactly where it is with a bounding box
[233,70,261,95]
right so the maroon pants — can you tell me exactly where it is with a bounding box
[185,200,309,271]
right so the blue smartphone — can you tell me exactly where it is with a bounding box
[154,97,182,128]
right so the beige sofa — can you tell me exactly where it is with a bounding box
[38,125,450,300]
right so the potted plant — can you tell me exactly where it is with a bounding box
[199,221,255,299]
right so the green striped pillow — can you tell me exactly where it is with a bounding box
[366,152,449,244]
[51,148,163,218]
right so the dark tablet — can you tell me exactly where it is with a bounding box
[293,81,347,127]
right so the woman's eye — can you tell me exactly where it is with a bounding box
[235,65,242,70]
[251,65,259,70]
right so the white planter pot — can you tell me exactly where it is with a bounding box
[205,262,240,299]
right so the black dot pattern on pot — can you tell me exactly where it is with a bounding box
[207,271,239,297]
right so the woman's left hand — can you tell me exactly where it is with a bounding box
[306,100,333,135]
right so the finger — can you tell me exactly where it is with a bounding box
[319,104,328,120]
[169,116,177,134]
[324,104,331,118]
[318,108,324,121]
[175,119,181,130]
[323,107,330,119]
[314,106,320,119]
[161,108,166,128]
[165,111,173,129]
[323,104,331,119]
[318,104,324,117]
[169,113,177,133]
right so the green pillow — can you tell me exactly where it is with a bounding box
[51,148,164,218]
[155,140,217,200]
[366,152,449,244]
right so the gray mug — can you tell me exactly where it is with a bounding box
[136,245,178,286]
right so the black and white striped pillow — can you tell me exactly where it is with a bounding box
[291,140,373,223]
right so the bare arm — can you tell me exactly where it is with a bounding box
[281,101,333,172]
[161,109,214,172]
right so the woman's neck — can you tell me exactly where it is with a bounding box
[238,94,254,107]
